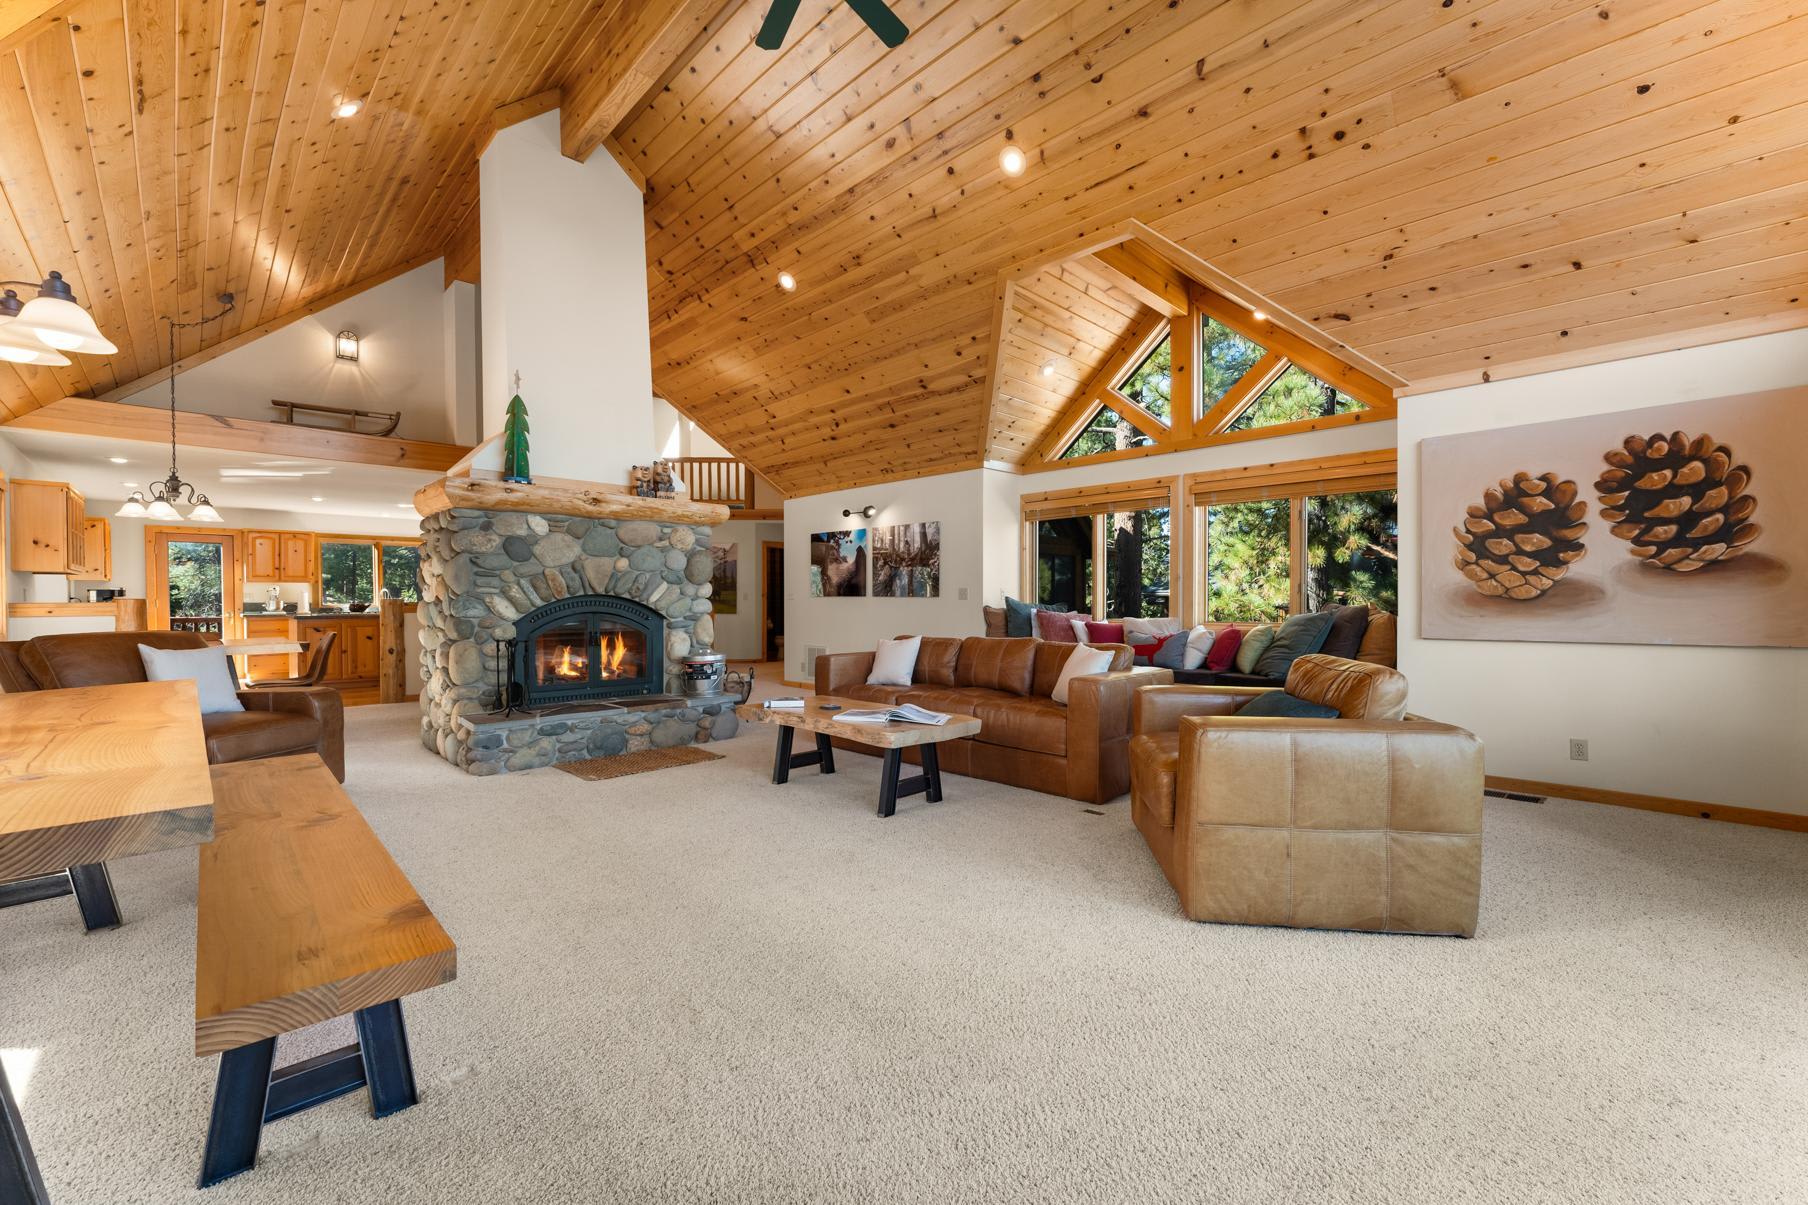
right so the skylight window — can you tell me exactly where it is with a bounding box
[1059,403,1155,459]
[1115,334,1171,423]
[1229,363,1366,432]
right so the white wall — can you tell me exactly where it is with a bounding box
[707,519,782,661]
[442,280,481,444]
[1398,329,1808,815]
[479,110,653,485]
[120,259,470,443]
[783,469,991,680]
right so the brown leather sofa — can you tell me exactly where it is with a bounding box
[1129,655,1482,936]
[815,636,1173,803]
[0,631,346,781]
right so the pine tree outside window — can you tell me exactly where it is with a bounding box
[1059,402,1154,459]
[1115,335,1172,423]
[1229,364,1365,432]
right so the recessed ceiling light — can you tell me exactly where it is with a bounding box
[108,456,129,464]
[396,502,413,508]
[333,99,362,118]
[1251,309,1268,322]
[1040,360,1056,378]
[311,496,325,502]
[999,144,1028,176]
[777,271,797,291]
[121,481,139,488]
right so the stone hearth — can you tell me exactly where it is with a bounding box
[415,482,733,774]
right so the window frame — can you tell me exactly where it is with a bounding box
[313,533,423,608]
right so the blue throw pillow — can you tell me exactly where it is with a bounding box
[1150,630,1191,671]
[1004,596,1038,638]
[1238,691,1338,719]
[1251,611,1335,680]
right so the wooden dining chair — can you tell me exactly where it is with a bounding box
[258,630,337,688]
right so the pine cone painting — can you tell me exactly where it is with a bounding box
[1453,472,1589,600]
[1595,431,1760,571]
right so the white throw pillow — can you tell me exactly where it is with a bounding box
[1184,626,1215,671]
[1051,645,1115,705]
[866,635,922,687]
[138,644,244,714]
[1068,616,1091,642]
[1123,616,1183,640]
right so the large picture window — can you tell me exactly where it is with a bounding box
[1205,499,1290,621]
[1106,507,1170,618]
[1035,516,1094,613]
[320,541,376,607]
[1304,489,1398,613]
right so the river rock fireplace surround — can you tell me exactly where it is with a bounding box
[413,478,738,775]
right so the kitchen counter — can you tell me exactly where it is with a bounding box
[244,610,380,619]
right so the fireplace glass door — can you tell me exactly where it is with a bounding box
[532,619,648,694]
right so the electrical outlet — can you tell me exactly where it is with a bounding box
[1569,738,1589,762]
[958,587,969,601]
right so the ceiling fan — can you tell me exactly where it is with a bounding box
[757,0,908,50]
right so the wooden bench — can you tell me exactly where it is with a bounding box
[195,754,456,1188]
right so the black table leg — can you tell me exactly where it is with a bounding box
[1,1060,50,1205]
[198,1038,276,1188]
[66,864,121,931]
[878,749,903,818]
[877,746,943,817]
[354,1001,419,1119]
[771,726,795,784]
[922,743,942,804]
[815,733,836,775]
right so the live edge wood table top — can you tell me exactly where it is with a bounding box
[0,679,215,881]
[735,695,982,746]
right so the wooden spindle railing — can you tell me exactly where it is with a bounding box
[669,456,751,510]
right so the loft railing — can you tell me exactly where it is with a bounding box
[671,456,751,510]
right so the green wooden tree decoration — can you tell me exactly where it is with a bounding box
[502,392,531,483]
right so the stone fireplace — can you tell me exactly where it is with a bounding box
[414,478,738,775]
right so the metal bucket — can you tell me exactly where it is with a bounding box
[681,651,728,697]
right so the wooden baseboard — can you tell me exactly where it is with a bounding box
[782,679,812,690]
[1486,776,1808,833]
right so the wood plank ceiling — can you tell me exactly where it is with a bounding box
[628,0,1808,494]
[1,1,1804,497]
[0,0,674,420]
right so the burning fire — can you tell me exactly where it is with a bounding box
[601,632,629,677]
[552,645,586,679]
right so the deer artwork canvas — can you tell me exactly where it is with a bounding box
[1420,387,1804,648]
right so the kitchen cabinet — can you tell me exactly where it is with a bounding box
[8,480,87,574]
[244,530,313,582]
[296,620,348,682]
[69,516,111,578]
[347,620,381,680]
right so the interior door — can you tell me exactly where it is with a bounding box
[148,529,241,636]
[762,542,784,663]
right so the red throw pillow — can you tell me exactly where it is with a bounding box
[1084,621,1125,645]
[1204,626,1244,672]
[1034,609,1081,642]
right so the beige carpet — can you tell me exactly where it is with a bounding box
[3,700,1805,1204]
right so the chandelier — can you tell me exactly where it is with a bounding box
[116,294,236,523]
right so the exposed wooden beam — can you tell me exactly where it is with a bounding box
[559,0,729,165]
[96,252,443,404]
[1032,309,1170,462]
[1089,241,1189,318]
[0,0,76,56]
[6,398,471,472]
[444,204,480,288]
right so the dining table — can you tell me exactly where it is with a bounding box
[0,677,217,1203]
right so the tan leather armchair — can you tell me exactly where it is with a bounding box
[1129,655,1483,937]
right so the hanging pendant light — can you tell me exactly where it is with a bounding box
[0,290,72,365]
[118,292,235,523]
[16,271,118,354]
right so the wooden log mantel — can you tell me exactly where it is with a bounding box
[412,475,731,525]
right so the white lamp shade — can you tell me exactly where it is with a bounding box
[188,502,223,523]
[115,497,148,518]
[144,498,180,521]
[17,294,117,355]
[0,317,71,366]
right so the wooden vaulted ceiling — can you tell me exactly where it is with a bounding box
[2,1,1805,498]
[632,0,1808,494]
[0,0,717,419]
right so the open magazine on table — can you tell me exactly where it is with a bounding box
[833,703,951,726]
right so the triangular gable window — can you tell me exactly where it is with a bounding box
[1229,363,1367,432]
[1059,403,1155,459]
[1200,318,1266,410]
[1115,334,1171,423]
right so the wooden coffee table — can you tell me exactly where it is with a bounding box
[736,695,982,817]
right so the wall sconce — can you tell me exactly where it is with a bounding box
[335,330,360,361]
[842,504,876,520]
